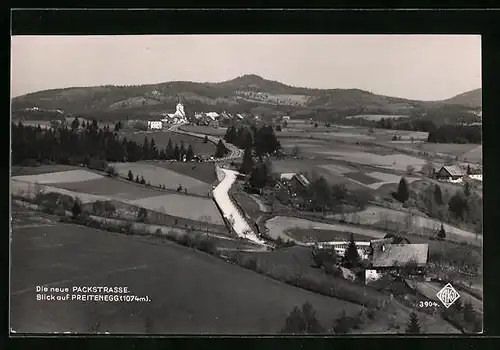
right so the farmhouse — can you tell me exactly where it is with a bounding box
[370,243,429,272]
[435,165,466,181]
[365,243,429,284]
[147,121,163,130]
[290,173,311,189]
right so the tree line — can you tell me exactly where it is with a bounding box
[393,177,482,235]
[224,124,281,156]
[281,301,427,334]
[427,125,481,144]
[11,120,203,166]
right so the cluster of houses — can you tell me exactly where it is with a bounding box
[145,103,253,129]
[434,165,482,183]
[193,112,244,126]
[307,236,429,284]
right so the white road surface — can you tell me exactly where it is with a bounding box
[212,167,266,245]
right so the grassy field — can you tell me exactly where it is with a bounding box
[285,228,376,243]
[381,142,481,159]
[128,194,223,225]
[120,130,216,156]
[111,162,211,195]
[347,114,410,121]
[265,216,387,242]
[12,169,104,184]
[179,125,227,137]
[331,203,481,247]
[344,171,379,185]
[232,190,263,223]
[11,218,365,334]
[462,145,482,163]
[318,150,428,172]
[49,176,165,201]
[11,165,84,177]
[145,161,216,184]
[364,172,420,190]
[13,173,224,225]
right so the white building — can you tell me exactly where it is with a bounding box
[306,241,371,260]
[147,121,163,129]
[205,112,219,121]
[160,103,187,125]
[469,174,483,181]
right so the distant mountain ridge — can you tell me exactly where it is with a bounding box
[441,88,482,108]
[11,75,482,120]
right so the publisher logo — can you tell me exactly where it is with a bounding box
[436,283,460,308]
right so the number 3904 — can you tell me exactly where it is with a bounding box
[419,301,438,308]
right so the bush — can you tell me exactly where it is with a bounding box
[136,208,148,223]
[366,308,376,320]
[71,198,82,217]
[242,257,259,271]
[281,302,325,334]
[332,310,363,334]
[106,165,117,176]
[194,237,218,255]
[178,234,194,247]
[88,158,108,171]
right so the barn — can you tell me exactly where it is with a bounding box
[435,165,466,181]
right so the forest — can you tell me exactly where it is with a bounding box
[11,120,227,168]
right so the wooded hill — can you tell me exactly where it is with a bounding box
[12,74,482,121]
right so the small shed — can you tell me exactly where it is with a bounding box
[435,165,465,181]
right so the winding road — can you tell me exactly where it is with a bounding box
[169,123,264,245]
[212,167,266,245]
[169,123,243,160]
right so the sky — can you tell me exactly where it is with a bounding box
[11,35,481,100]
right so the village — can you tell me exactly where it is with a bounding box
[11,34,482,335]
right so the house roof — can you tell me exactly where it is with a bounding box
[205,112,219,120]
[293,173,310,187]
[372,244,429,268]
[439,165,465,177]
[280,173,296,181]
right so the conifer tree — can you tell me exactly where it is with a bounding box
[344,233,360,268]
[186,144,194,161]
[463,299,475,323]
[239,147,254,174]
[437,223,446,240]
[434,185,443,205]
[405,312,421,334]
[166,139,174,159]
[174,144,181,160]
[395,177,409,202]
